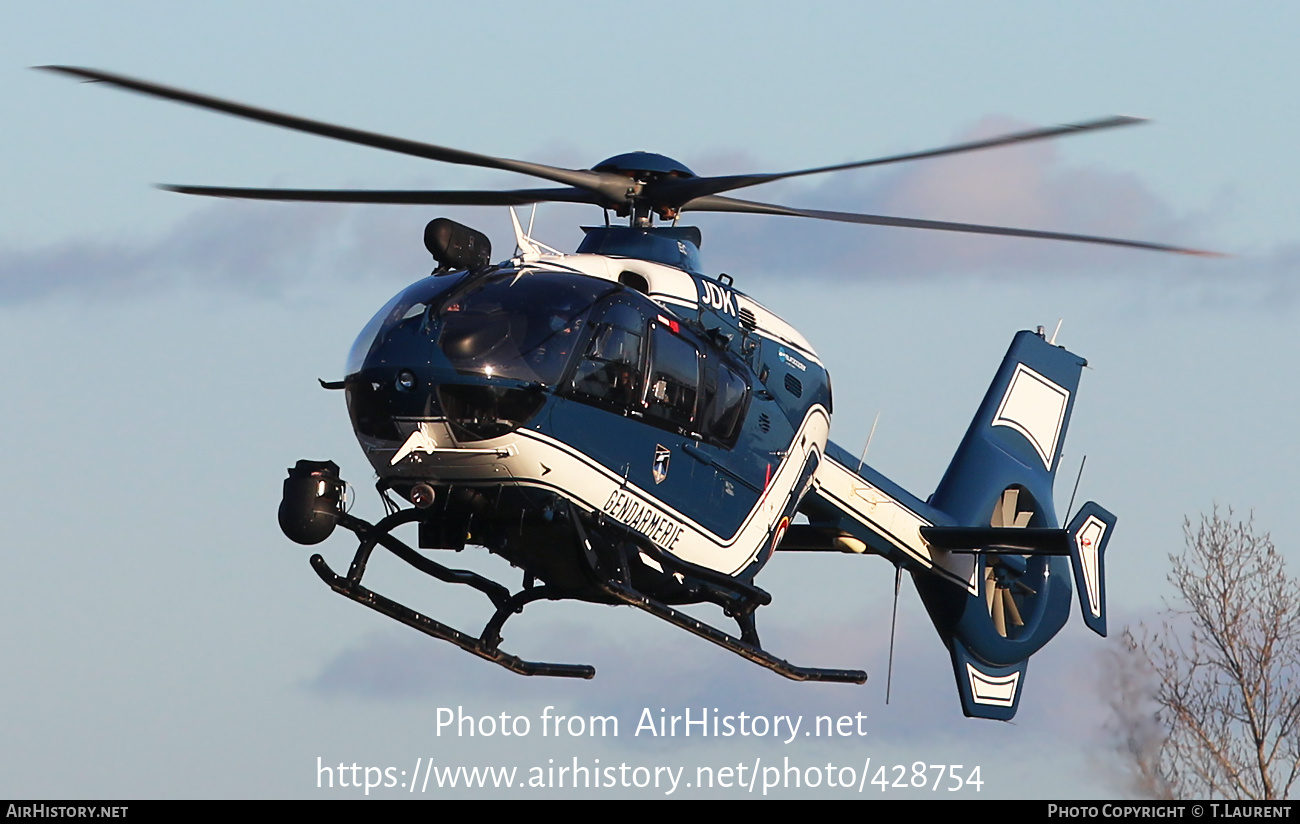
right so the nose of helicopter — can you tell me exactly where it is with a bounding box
[345,359,547,460]
[342,267,612,471]
[344,362,440,443]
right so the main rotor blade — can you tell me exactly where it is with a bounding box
[159,184,604,206]
[39,66,628,201]
[654,116,1146,204]
[682,194,1222,256]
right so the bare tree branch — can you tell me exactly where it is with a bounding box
[1113,508,1300,799]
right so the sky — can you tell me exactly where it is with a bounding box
[3,1,1298,799]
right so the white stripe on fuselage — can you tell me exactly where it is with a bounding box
[381,405,831,577]
[811,457,975,592]
[511,405,830,575]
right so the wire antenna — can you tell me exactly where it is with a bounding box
[1066,455,1087,522]
[858,412,880,475]
[886,564,902,705]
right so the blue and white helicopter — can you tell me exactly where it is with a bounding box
[44,67,1214,719]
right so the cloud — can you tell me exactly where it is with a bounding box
[301,557,1133,796]
[0,199,455,304]
[690,116,1222,280]
[10,116,1286,309]
[305,589,1109,755]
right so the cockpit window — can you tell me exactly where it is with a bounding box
[563,294,748,447]
[569,299,648,409]
[700,359,749,447]
[436,273,616,385]
[645,322,700,432]
[346,273,464,377]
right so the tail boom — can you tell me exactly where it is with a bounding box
[793,329,1114,719]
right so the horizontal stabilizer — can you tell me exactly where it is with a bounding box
[919,526,1072,555]
[1066,502,1115,637]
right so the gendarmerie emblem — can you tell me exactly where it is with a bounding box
[652,444,671,484]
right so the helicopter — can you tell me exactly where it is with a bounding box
[42,66,1214,720]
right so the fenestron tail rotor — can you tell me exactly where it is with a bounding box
[985,488,1035,638]
[38,65,1220,256]
[992,487,1034,530]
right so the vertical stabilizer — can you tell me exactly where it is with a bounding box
[930,330,1086,529]
[914,330,1097,719]
[1067,502,1116,637]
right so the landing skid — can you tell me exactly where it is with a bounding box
[315,510,593,678]
[599,580,866,683]
[572,510,867,684]
[310,503,866,684]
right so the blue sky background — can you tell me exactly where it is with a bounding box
[3,2,1298,798]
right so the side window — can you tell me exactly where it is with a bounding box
[568,301,646,411]
[564,300,715,442]
[700,359,750,448]
[645,322,700,432]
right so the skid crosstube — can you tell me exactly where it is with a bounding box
[310,553,594,678]
[312,508,595,679]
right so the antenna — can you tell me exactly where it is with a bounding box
[1065,455,1087,522]
[509,206,526,258]
[858,413,880,475]
[508,206,562,263]
[1049,318,1064,345]
[886,564,902,705]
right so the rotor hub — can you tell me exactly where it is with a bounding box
[592,151,696,180]
[592,152,696,223]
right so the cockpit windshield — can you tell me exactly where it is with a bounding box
[436,272,618,385]
[345,273,463,377]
